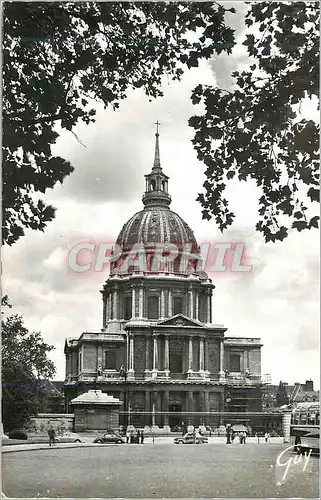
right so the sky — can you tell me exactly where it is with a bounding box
[2,2,319,388]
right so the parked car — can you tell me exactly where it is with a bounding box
[55,432,82,443]
[174,432,208,444]
[8,430,28,440]
[295,430,320,455]
[93,432,125,444]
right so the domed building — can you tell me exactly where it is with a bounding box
[64,128,263,432]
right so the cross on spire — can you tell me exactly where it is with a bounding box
[153,120,161,169]
[155,120,161,136]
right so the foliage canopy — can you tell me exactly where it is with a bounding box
[189,2,319,242]
[3,1,235,245]
[1,296,56,430]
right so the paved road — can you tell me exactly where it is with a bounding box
[2,442,319,498]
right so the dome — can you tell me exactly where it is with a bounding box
[110,127,202,276]
[116,206,199,252]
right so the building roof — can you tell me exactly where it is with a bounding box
[70,390,122,406]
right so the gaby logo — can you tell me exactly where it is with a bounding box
[68,242,253,274]
[275,445,312,484]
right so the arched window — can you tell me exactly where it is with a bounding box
[161,180,166,191]
[147,296,159,319]
[150,179,156,191]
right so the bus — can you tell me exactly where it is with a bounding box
[290,402,320,454]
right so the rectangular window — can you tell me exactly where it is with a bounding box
[147,296,159,319]
[124,296,132,320]
[169,352,183,373]
[230,354,241,372]
[104,349,117,370]
[173,297,183,315]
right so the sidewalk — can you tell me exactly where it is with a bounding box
[2,436,283,453]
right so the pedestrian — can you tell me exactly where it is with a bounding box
[226,425,232,444]
[192,427,196,444]
[264,432,270,443]
[140,429,144,444]
[48,425,56,447]
[126,428,130,444]
[136,429,140,444]
[255,432,260,444]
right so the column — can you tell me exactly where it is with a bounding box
[219,340,226,382]
[65,354,69,379]
[107,293,111,321]
[163,391,170,428]
[220,392,225,423]
[168,289,172,317]
[207,293,211,323]
[164,335,170,375]
[188,391,194,425]
[155,392,161,427]
[97,345,103,370]
[204,339,209,373]
[152,392,156,427]
[144,391,150,426]
[152,334,158,377]
[145,336,150,373]
[188,336,193,372]
[195,292,199,321]
[199,337,205,372]
[128,335,135,378]
[138,287,144,318]
[113,287,118,320]
[160,289,165,319]
[189,288,193,318]
[282,412,292,443]
[204,392,210,413]
[103,298,107,327]
[131,287,136,319]
[220,341,224,372]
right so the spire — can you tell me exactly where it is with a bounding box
[152,120,161,170]
[142,122,172,209]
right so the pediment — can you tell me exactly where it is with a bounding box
[157,314,204,328]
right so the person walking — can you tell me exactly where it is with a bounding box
[136,429,140,444]
[126,428,130,444]
[264,432,270,443]
[140,429,144,444]
[48,425,56,447]
[226,425,232,444]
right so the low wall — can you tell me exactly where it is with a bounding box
[26,414,74,434]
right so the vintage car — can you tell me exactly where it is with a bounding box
[295,430,320,455]
[174,432,208,444]
[93,431,125,444]
[55,432,82,443]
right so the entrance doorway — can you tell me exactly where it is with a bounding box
[169,403,182,430]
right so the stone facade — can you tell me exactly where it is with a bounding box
[64,130,263,430]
